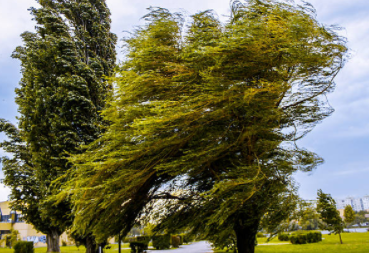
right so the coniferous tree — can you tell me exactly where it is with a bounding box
[1,0,116,252]
[62,1,347,252]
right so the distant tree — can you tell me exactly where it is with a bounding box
[294,200,320,230]
[1,0,116,252]
[62,1,347,252]
[317,190,344,244]
[344,205,355,226]
[354,211,366,227]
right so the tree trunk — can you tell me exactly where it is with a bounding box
[234,219,259,253]
[46,230,60,253]
[339,232,343,244]
[85,236,99,253]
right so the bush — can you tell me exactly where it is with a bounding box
[178,234,184,245]
[182,234,193,244]
[290,231,322,244]
[152,234,171,250]
[13,241,34,253]
[290,234,307,244]
[306,232,322,243]
[257,232,266,238]
[171,235,180,248]
[135,236,150,244]
[129,242,148,253]
[61,240,67,246]
[278,234,289,241]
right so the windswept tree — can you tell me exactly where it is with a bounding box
[317,190,344,244]
[62,1,347,253]
[1,0,116,252]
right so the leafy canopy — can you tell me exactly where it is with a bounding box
[1,0,116,243]
[62,0,347,244]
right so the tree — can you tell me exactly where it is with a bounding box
[317,190,344,244]
[295,200,320,230]
[62,1,347,252]
[344,205,355,227]
[1,0,116,252]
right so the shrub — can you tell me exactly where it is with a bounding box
[257,232,266,238]
[171,235,180,248]
[289,235,298,244]
[290,234,307,244]
[182,234,193,244]
[297,234,307,244]
[61,240,67,246]
[152,234,171,250]
[290,232,322,244]
[306,232,322,243]
[13,241,34,253]
[178,234,184,245]
[129,242,148,253]
[135,236,150,244]
[278,234,289,241]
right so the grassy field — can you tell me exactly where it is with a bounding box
[214,232,369,253]
[0,243,131,253]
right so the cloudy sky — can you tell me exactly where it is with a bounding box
[0,0,368,201]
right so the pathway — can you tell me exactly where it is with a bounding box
[147,241,213,253]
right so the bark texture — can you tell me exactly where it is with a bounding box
[46,230,60,253]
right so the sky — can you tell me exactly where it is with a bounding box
[0,0,368,201]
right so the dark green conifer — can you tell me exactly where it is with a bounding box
[1,1,116,252]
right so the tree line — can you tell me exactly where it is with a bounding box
[0,0,347,253]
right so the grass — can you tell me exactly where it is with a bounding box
[0,243,131,253]
[214,232,369,253]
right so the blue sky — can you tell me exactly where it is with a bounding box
[0,0,368,201]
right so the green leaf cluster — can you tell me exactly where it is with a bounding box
[63,2,347,251]
[1,0,116,250]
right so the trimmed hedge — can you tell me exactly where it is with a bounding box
[257,232,266,238]
[13,241,34,253]
[129,242,148,253]
[152,234,171,250]
[171,235,180,248]
[278,234,289,241]
[290,231,322,244]
[178,234,184,245]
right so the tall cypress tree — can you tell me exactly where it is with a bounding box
[1,0,116,252]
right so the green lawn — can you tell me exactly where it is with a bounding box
[214,232,369,253]
[0,243,131,253]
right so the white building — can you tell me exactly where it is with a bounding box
[335,197,354,210]
[362,195,369,211]
[334,196,369,212]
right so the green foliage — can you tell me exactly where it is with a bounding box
[306,232,322,243]
[13,241,34,253]
[152,234,171,250]
[278,234,289,241]
[1,0,116,250]
[294,200,320,230]
[257,232,266,238]
[289,234,306,244]
[289,231,322,244]
[64,0,347,251]
[171,235,180,248]
[344,205,355,225]
[317,190,344,244]
[129,242,148,253]
[178,234,183,245]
